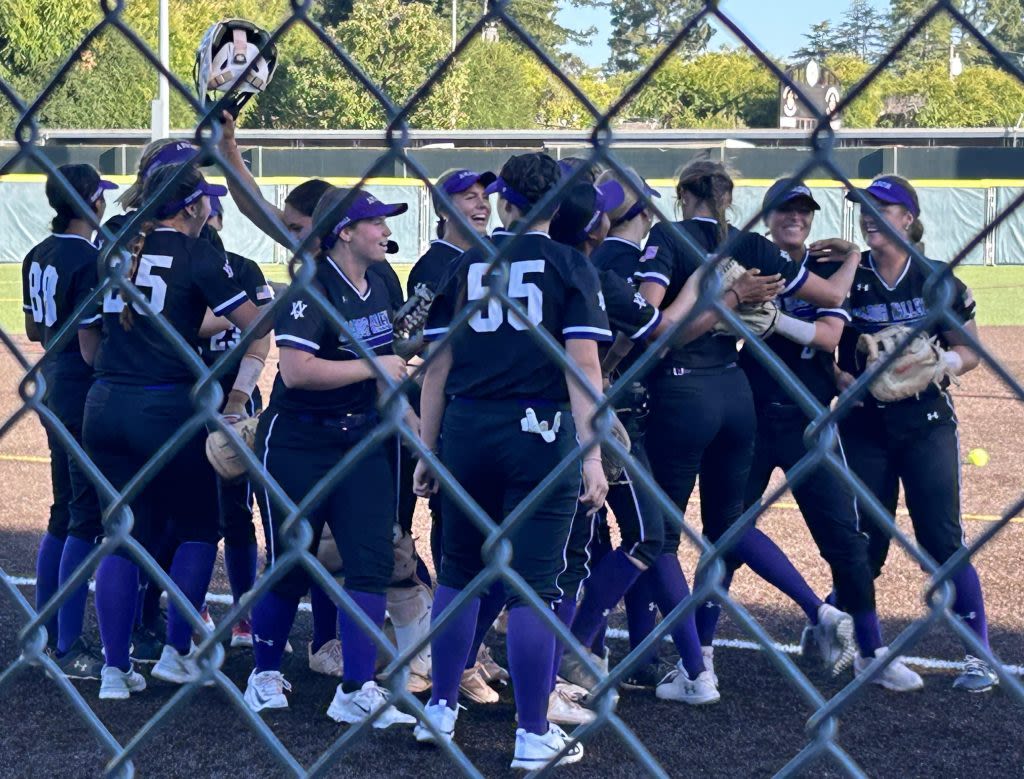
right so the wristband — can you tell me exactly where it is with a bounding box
[231,353,266,397]
[774,313,817,346]
[942,349,963,376]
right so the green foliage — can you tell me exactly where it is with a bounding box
[606,0,710,73]
[623,50,776,128]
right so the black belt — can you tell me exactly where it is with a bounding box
[662,362,737,377]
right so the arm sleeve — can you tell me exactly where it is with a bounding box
[192,244,249,316]
[422,260,461,343]
[952,276,977,324]
[233,254,274,307]
[273,287,327,354]
[563,256,613,342]
[632,223,676,288]
[736,233,808,296]
[600,270,661,341]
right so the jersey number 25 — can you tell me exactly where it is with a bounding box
[467,260,544,333]
[102,254,173,315]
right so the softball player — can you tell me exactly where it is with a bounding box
[407,168,510,704]
[635,160,862,700]
[199,197,274,648]
[736,180,922,689]
[411,152,609,768]
[243,186,416,728]
[837,175,996,692]
[84,165,263,700]
[23,164,116,679]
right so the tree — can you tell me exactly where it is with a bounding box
[834,0,888,62]
[606,0,712,73]
[795,21,836,63]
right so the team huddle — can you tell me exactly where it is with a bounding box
[23,118,1000,768]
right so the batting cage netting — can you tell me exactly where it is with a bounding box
[1,1,1023,776]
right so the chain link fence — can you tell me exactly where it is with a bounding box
[1,0,1022,776]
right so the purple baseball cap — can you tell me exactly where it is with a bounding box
[550,180,625,246]
[612,170,661,226]
[484,176,532,211]
[154,179,228,219]
[441,169,497,195]
[90,179,119,202]
[322,190,408,250]
[763,179,821,212]
[846,176,919,217]
[209,195,223,217]
[142,141,199,180]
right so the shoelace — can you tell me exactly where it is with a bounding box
[962,656,988,676]
[258,672,292,695]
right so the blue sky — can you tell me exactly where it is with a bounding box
[559,0,888,67]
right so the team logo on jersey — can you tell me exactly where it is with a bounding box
[597,290,606,311]
[927,411,939,421]
[640,245,658,262]
[291,300,307,319]
[223,259,234,278]
[855,283,870,292]
[256,285,274,301]
[890,297,926,321]
[632,291,647,309]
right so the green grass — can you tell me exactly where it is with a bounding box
[0,263,1020,336]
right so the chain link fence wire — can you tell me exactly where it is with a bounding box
[1,0,1023,775]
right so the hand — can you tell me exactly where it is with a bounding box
[219,110,237,149]
[222,389,250,422]
[413,458,439,497]
[729,269,785,305]
[580,458,609,517]
[809,238,859,263]
[376,354,408,385]
[835,369,856,393]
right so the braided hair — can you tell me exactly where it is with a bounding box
[675,159,735,248]
[499,153,562,220]
[45,164,102,233]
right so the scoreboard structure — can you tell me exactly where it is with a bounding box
[779,60,842,130]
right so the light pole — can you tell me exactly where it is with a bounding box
[151,0,170,140]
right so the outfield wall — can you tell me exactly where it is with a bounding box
[1,175,1021,266]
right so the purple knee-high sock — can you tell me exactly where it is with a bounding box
[624,569,659,667]
[573,550,643,649]
[550,598,578,690]
[252,591,299,672]
[733,528,822,622]
[165,541,218,654]
[695,566,733,646]
[430,585,481,709]
[56,536,95,655]
[35,532,64,644]
[951,563,989,649]
[465,581,505,670]
[95,555,139,671]
[651,553,705,679]
[309,582,337,653]
[853,611,883,658]
[224,543,257,607]
[338,589,386,688]
[507,606,555,736]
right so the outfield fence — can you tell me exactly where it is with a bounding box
[1,1,1023,777]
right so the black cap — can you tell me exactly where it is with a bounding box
[762,179,821,212]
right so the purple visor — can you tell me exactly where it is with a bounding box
[585,180,625,235]
[612,172,661,226]
[551,180,625,246]
[846,177,919,217]
[142,141,199,180]
[322,191,409,250]
[209,195,223,217]
[484,176,532,211]
[442,169,497,195]
[154,180,228,219]
[89,179,119,202]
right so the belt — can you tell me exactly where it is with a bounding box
[662,362,737,377]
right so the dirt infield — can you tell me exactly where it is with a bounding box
[0,329,1022,777]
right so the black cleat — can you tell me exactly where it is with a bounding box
[55,639,104,680]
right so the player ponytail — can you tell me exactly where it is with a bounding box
[309,185,349,260]
[119,220,156,331]
[45,164,105,233]
[675,159,734,247]
[498,153,562,220]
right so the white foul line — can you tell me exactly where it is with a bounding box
[5,575,1020,675]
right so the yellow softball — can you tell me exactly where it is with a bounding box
[967,448,989,467]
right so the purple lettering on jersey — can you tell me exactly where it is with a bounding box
[640,245,658,262]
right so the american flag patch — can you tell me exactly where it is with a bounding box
[640,245,658,262]
[256,285,274,301]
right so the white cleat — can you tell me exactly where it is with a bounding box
[98,664,147,700]
[414,699,458,744]
[308,639,344,677]
[547,682,596,726]
[854,647,924,692]
[510,724,584,770]
[701,645,718,686]
[814,604,857,676]
[655,661,720,705]
[151,645,212,686]
[459,664,500,704]
[244,669,292,712]
[326,681,416,728]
